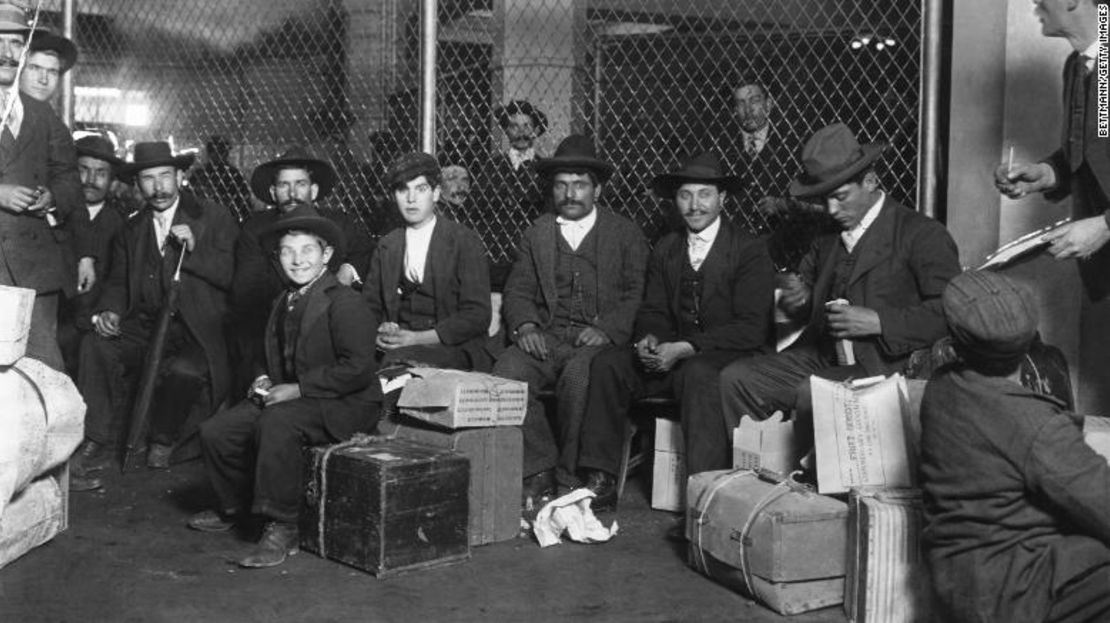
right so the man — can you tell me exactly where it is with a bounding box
[577,152,776,507]
[719,123,960,454]
[364,152,490,373]
[76,141,237,471]
[921,270,1110,622]
[492,135,649,507]
[439,164,471,213]
[231,146,373,394]
[191,206,379,569]
[0,3,82,371]
[996,0,1110,301]
[19,29,75,104]
[187,135,253,222]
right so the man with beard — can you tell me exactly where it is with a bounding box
[719,123,960,463]
[0,3,82,371]
[230,146,373,395]
[77,142,237,471]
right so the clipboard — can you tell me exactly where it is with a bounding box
[978,218,1071,270]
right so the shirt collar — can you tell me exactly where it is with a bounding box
[842,191,885,243]
[556,207,597,231]
[405,214,437,238]
[741,124,770,144]
[688,215,722,244]
[508,147,536,171]
[1082,39,1101,60]
[154,196,181,225]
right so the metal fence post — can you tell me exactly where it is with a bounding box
[61,0,75,128]
[420,0,437,156]
[919,0,943,219]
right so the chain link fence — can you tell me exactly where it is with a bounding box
[52,0,924,272]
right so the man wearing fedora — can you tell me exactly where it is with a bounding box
[576,152,776,506]
[78,141,238,470]
[0,2,82,371]
[364,152,491,373]
[719,123,960,457]
[19,28,76,104]
[231,145,373,395]
[921,271,1110,622]
[191,207,379,569]
[492,134,649,508]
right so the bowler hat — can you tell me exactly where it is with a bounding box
[250,145,337,204]
[383,151,440,190]
[788,123,887,198]
[533,135,615,183]
[0,3,31,33]
[943,270,1038,368]
[74,134,122,167]
[495,99,547,137]
[651,151,743,199]
[259,204,346,258]
[118,142,196,182]
[29,29,77,73]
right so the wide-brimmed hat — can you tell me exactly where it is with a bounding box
[118,142,196,182]
[788,123,887,198]
[383,151,440,190]
[495,99,547,136]
[0,3,31,33]
[651,151,743,199]
[943,270,1038,368]
[74,134,123,167]
[29,29,77,73]
[250,145,338,204]
[259,204,346,257]
[533,135,615,183]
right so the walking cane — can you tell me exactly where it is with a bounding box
[121,245,188,473]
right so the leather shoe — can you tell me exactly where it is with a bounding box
[69,472,103,492]
[584,470,618,511]
[187,510,237,533]
[521,469,555,512]
[147,443,173,470]
[238,521,299,568]
[74,439,111,473]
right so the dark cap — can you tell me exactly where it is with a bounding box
[384,151,439,189]
[943,270,1038,369]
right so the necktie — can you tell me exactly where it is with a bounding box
[745,135,759,157]
[1067,54,1090,171]
[689,237,707,270]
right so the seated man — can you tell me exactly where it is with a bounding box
[921,270,1110,622]
[577,152,776,507]
[364,152,491,373]
[190,206,380,569]
[719,123,960,453]
[492,135,649,508]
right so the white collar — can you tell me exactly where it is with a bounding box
[688,215,722,244]
[741,124,770,145]
[1082,39,1100,60]
[508,147,536,171]
[153,195,181,224]
[841,191,885,250]
[87,201,105,220]
[556,207,597,231]
[405,214,437,240]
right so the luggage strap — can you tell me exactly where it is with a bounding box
[311,432,388,559]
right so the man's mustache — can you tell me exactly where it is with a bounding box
[0,59,17,69]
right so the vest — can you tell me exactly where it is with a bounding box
[677,258,703,338]
[552,228,599,328]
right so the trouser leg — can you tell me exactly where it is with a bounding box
[77,319,150,446]
[148,321,211,446]
[199,400,262,514]
[674,350,746,475]
[577,346,647,477]
[252,398,335,523]
[1047,562,1110,623]
[552,343,605,488]
[718,346,830,432]
[492,341,559,478]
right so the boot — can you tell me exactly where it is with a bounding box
[238,521,298,568]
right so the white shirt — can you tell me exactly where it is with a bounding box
[741,125,770,157]
[152,197,180,255]
[1082,39,1101,72]
[687,215,721,270]
[404,215,437,283]
[0,87,23,138]
[86,201,104,222]
[556,208,597,251]
[840,192,885,254]
[508,147,536,171]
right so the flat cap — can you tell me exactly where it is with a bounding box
[384,151,439,189]
[943,270,1038,365]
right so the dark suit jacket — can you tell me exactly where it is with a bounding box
[724,125,800,210]
[0,93,82,295]
[794,199,960,376]
[64,196,128,328]
[364,217,491,353]
[503,206,649,346]
[1044,51,1110,300]
[99,191,239,406]
[635,217,775,353]
[262,272,379,439]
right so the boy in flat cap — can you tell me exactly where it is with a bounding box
[921,270,1110,622]
[364,151,491,371]
[191,206,379,569]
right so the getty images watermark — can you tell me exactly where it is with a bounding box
[1100,3,1109,137]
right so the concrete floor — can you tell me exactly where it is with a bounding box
[1,460,848,623]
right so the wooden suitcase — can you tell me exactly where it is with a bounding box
[687,469,849,615]
[300,436,470,577]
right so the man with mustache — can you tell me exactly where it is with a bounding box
[229,146,373,395]
[77,142,238,471]
[575,152,776,508]
[0,3,82,371]
[492,135,649,509]
[718,123,960,466]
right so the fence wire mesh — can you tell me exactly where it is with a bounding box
[52,0,923,272]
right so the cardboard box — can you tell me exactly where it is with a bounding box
[687,469,848,615]
[811,374,916,495]
[733,412,799,475]
[1083,416,1110,462]
[397,368,527,430]
[300,438,470,577]
[384,417,522,546]
[845,488,933,623]
[652,417,685,512]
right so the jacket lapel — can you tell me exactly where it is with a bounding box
[697,218,731,305]
[378,232,403,321]
[9,95,36,162]
[846,201,896,286]
[537,216,558,309]
[263,290,283,381]
[428,219,454,311]
[664,233,687,321]
[297,273,335,356]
